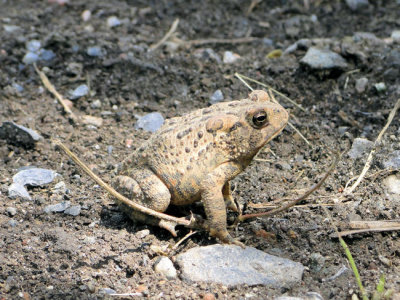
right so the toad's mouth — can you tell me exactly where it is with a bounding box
[264,122,288,144]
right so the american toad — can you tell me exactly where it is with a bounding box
[113,90,289,245]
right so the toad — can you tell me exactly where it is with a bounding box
[113,90,289,245]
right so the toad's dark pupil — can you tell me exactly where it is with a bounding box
[253,113,267,126]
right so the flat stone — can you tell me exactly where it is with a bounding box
[300,47,348,71]
[209,89,224,104]
[355,77,368,93]
[348,138,373,159]
[176,245,304,287]
[13,168,56,186]
[154,257,177,280]
[44,201,71,213]
[8,183,31,200]
[383,150,400,169]
[0,121,42,148]
[134,112,164,133]
[69,84,89,100]
[383,175,400,195]
[64,205,81,216]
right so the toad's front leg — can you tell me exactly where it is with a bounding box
[200,163,245,247]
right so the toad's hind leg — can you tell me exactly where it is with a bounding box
[112,170,177,236]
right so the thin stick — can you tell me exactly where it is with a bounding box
[234,73,311,146]
[149,18,179,51]
[348,220,400,229]
[235,72,306,112]
[186,37,258,46]
[52,139,191,226]
[336,227,400,237]
[172,230,198,250]
[34,64,77,121]
[345,98,400,195]
[237,151,340,221]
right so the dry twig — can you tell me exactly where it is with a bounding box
[237,151,340,222]
[185,37,258,47]
[34,64,78,121]
[344,98,400,195]
[149,18,179,51]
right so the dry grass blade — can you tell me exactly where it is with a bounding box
[186,37,258,47]
[238,151,340,221]
[149,18,179,51]
[348,220,400,229]
[336,227,400,238]
[34,63,77,121]
[344,98,400,195]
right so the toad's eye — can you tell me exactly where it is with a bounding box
[252,111,268,127]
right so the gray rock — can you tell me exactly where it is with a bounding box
[391,30,400,42]
[134,112,164,133]
[12,83,24,93]
[44,201,71,213]
[13,168,56,186]
[52,181,67,194]
[136,229,150,239]
[154,257,177,280]
[193,48,221,64]
[107,16,121,28]
[353,32,379,42]
[0,121,42,148]
[99,288,116,295]
[22,52,39,64]
[305,292,324,300]
[355,77,368,93]
[345,0,369,11]
[87,46,103,57]
[91,99,102,109]
[300,47,348,71]
[6,207,17,216]
[3,25,21,33]
[223,51,240,64]
[69,84,89,100]
[8,183,31,200]
[383,150,400,169]
[8,219,18,228]
[275,297,303,300]
[348,138,373,159]
[26,40,41,52]
[39,49,56,61]
[64,205,81,216]
[209,89,224,104]
[176,245,304,287]
[374,82,386,92]
[383,175,400,195]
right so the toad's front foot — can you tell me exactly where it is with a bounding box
[210,228,245,248]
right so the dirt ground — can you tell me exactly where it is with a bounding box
[1,0,400,299]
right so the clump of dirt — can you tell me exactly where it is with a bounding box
[1,0,399,299]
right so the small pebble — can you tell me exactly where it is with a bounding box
[39,49,56,61]
[64,205,81,216]
[91,99,102,109]
[52,181,67,194]
[345,0,369,11]
[154,257,177,280]
[300,47,348,71]
[8,183,31,200]
[209,89,224,104]
[0,122,43,148]
[391,30,400,42]
[348,138,373,159]
[374,82,386,92]
[82,115,103,127]
[136,229,150,239]
[223,51,241,64]
[99,288,116,295]
[135,112,164,133]
[3,24,20,33]
[13,168,56,186]
[70,84,89,100]
[107,16,121,28]
[44,201,71,213]
[355,77,368,93]
[26,40,41,52]
[383,150,400,169]
[81,10,91,22]
[193,48,221,64]
[107,145,113,155]
[23,52,39,64]
[8,219,18,227]
[6,207,17,216]
[87,46,103,57]
[12,83,24,93]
